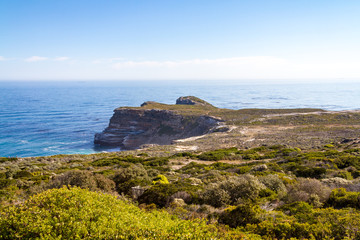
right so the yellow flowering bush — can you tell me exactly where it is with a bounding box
[0,187,225,239]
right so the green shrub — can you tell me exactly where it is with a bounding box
[203,162,234,171]
[202,175,265,207]
[5,167,19,179]
[197,148,238,161]
[201,187,231,207]
[90,155,140,166]
[219,203,265,228]
[179,162,207,175]
[199,170,227,184]
[13,170,33,179]
[220,175,265,203]
[49,170,115,193]
[137,152,149,157]
[258,188,277,200]
[246,207,360,239]
[0,179,15,189]
[147,168,161,178]
[0,157,17,163]
[152,174,169,185]
[242,153,261,160]
[294,166,327,179]
[336,171,353,180]
[0,187,223,239]
[236,166,251,174]
[259,174,287,198]
[143,157,169,166]
[326,188,360,209]
[171,152,196,158]
[324,144,335,148]
[113,164,148,182]
[286,178,331,204]
[139,182,199,207]
[278,148,300,156]
[138,183,180,207]
[90,155,169,167]
[113,164,150,195]
[278,201,313,222]
[334,156,360,170]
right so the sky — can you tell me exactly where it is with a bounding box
[1,0,360,81]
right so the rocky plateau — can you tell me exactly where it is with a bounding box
[94,96,223,149]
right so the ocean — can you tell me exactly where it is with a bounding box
[1,80,359,157]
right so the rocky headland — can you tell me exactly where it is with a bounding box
[95,96,360,151]
[94,96,223,149]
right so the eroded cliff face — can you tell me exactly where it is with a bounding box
[94,108,222,150]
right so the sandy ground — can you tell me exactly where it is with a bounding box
[169,158,273,170]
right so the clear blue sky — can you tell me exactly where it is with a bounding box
[1,0,360,81]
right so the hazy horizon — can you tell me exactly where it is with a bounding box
[0,78,359,85]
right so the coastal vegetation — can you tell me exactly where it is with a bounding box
[3,98,360,239]
[2,142,360,239]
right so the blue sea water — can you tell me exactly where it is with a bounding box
[0,80,359,157]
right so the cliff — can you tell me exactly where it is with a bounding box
[94,97,222,149]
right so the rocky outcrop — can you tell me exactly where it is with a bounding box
[176,96,213,106]
[94,99,222,149]
[140,101,157,107]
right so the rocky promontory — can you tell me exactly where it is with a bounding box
[95,96,360,151]
[94,96,223,149]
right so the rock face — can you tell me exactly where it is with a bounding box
[94,101,222,149]
[176,96,213,106]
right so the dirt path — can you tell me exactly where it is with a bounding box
[169,158,273,170]
[264,110,360,118]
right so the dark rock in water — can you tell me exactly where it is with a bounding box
[94,98,222,150]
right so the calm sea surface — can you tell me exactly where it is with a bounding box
[1,80,359,157]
